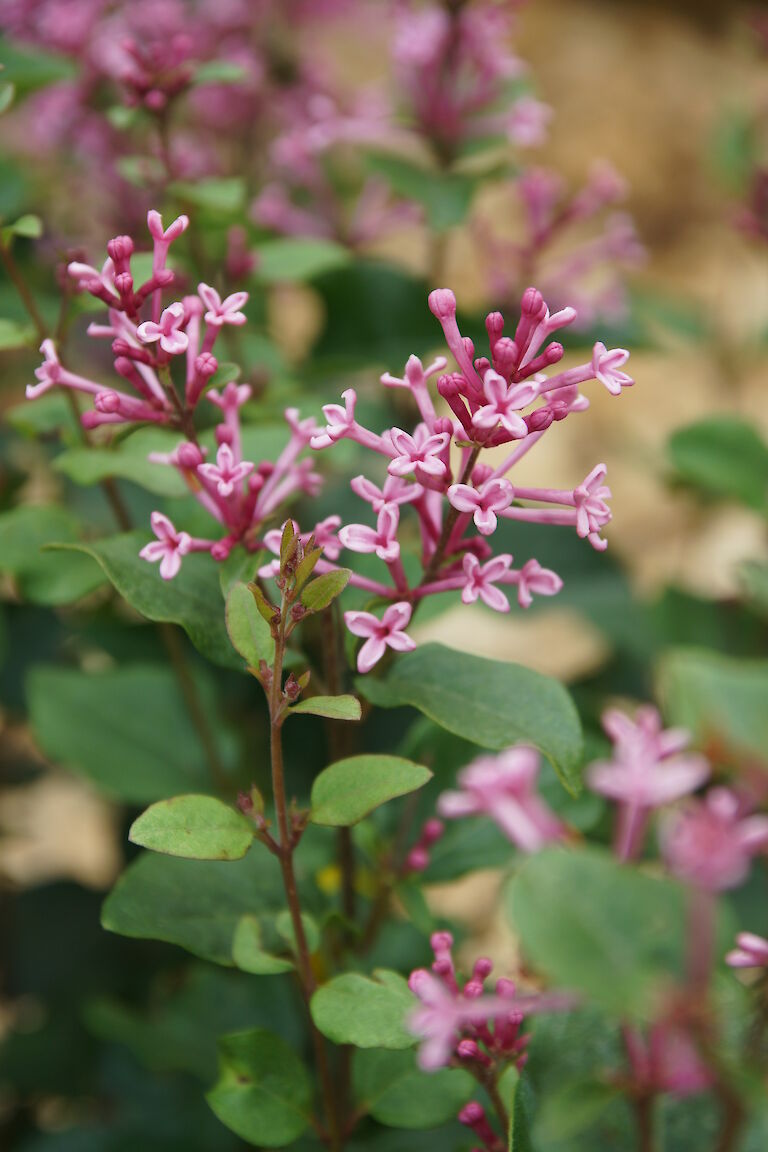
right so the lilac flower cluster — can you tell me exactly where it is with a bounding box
[475,162,646,329]
[407,930,570,1072]
[311,285,632,671]
[27,211,322,574]
[393,0,548,160]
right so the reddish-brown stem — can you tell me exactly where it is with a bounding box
[320,607,356,923]
[269,597,342,1150]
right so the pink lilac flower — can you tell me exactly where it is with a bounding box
[198,442,254,498]
[344,602,416,673]
[587,705,709,861]
[313,284,632,667]
[139,512,192,580]
[339,504,401,563]
[197,283,249,327]
[662,788,768,892]
[25,210,327,578]
[408,932,572,1072]
[447,478,514,535]
[474,163,644,330]
[137,302,189,355]
[461,554,513,611]
[726,932,768,969]
[437,745,563,853]
[623,1023,712,1098]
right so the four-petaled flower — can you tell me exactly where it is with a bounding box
[27,339,61,399]
[447,478,514,535]
[139,512,191,580]
[198,442,254,497]
[662,787,768,892]
[462,553,513,611]
[311,388,357,449]
[515,558,563,608]
[438,745,563,852]
[472,371,538,439]
[344,601,416,673]
[388,424,450,479]
[592,342,633,395]
[137,302,189,355]
[573,463,611,549]
[350,474,422,512]
[338,503,401,562]
[726,932,768,969]
[198,283,249,327]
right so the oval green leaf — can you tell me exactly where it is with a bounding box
[301,568,351,612]
[225,581,275,667]
[232,916,294,975]
[359,643,583,795]
[289,695,361,721]
[506,846,687,1020]
[310,969,415,1049]
[310,755,432,827]
[354,1048,474,1129]
[129,795,255,861]
[206,1028,312,1146]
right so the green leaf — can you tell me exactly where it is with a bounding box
[102,850,283,964]
[505,1067,535,1152]
[354,1049,474,1129]
[5,391,80,438]
[225,582,275,667]
[27,664,233,803]
[739,561,768,621]
[275,909,321,954]
[129,795,255,861]
[657,648,768,766]
[310,755,432,827]
[311,969,415,1049]
[289,695,361,721]
[170,177,245,214]
[533,1078,621,1144]
[301,568,351,612]
[232,916,294,975]
[2,213,42,241]
[254,237,350,283]
[53,427,188,496]
[506,847,687,1020]
[0,505,104,604]
[366,152,478,232]
[0,316,35,350]
[54,532,238,669]
[206,1029,312,1147]
[668,416,768,511]
[360,643,583,795]
[0,82,15,114]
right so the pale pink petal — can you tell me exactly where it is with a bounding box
[358,635,388,673]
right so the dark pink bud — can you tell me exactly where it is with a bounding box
[114,271,134,298]
[521,286,544,317]
[81,411,101,429]
[526,407,554,432]
[405,847,429,872]
[177,442,204,469]
[428,288,457,321]
[196,352,218,377]
[112,338,154,364]
[485,310,504,347]
[422,818,444,844]
[144,89,167,111]
[247,473,265,493]
[474,356,491,376]
[216,425,234,446]
[95,390,121,413]
[107,235,134,265]
[473,957,493,979]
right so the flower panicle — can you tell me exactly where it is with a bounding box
[311,284,633,671]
